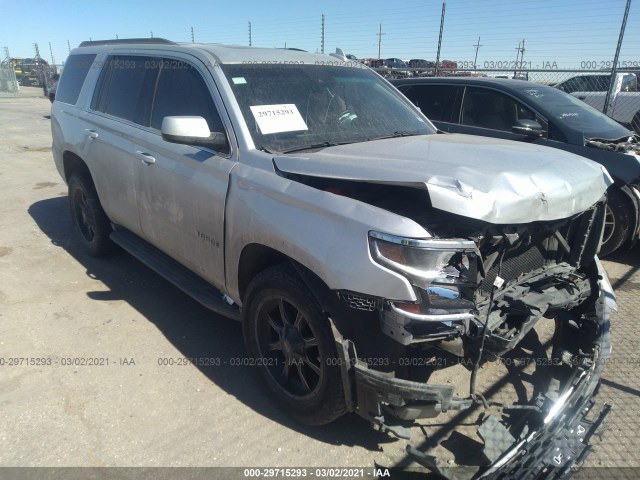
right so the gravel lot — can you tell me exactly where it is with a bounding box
[1,88,639,479]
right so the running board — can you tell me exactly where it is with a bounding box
[110,229,241,321]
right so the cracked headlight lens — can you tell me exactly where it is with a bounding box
[369,231,478,290]
[369,231,478,315]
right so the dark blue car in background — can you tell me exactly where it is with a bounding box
[393,77,640,255]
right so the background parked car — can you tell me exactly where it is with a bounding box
[18,74,40,86]
[392,77,640,255]
[555,72,640,132]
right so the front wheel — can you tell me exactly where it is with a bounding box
[242,264,347,425]
[601,188,634,256]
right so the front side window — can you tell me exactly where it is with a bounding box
[150,60,224,136]
[461,87,535,132]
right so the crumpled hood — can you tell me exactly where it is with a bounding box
[273,134,612,224]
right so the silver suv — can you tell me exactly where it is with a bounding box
[52,38,614,475]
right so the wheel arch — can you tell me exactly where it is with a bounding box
[618,184,640,245]
[62,150,92,184]
[236,243,336,312]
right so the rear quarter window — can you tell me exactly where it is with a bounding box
[55,54,96,105]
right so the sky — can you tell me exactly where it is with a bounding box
[1,0,638,70]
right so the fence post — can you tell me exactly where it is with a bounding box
[603,0,631,115]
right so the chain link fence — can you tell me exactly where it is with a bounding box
[0,52,19,95]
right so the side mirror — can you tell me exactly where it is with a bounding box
[161,116,228,152]
[512,119,543,137]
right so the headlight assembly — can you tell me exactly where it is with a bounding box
[369,231,478,317]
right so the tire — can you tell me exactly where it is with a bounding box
[601,188,634,257]
[68,173,113,257]
[242,264,347,425]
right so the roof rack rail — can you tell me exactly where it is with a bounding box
[79,38,175,47]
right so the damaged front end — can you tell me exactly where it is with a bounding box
[586,134,640,156]
[329,198,613,478]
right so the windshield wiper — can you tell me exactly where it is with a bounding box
[365,131,421,142]
[280,141,344,154]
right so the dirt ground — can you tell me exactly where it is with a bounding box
[1,87,639,479]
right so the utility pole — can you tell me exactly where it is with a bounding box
[473,36,482,70]
[321,14,325,54]
[604,0,631,115]
[514,39,525,77]
[67,40,71,54]
[150,31,154,38]
[191,26,195,43]
[34,43,48,96]
[376,23,385,59]
[248,22,252,46]
[49,42,55,65]
[435,0,446,76]
[116,34,119,39]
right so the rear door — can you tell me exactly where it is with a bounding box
[84,55,160,235]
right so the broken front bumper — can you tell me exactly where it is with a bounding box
[333,261,614,478]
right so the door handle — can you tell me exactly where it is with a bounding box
[136,151,156,165]
[85,129,98,139]
[577,96,586,100]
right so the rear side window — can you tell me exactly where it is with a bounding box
[150,60,224,134]
[93,56,159,125]
[399,84,462,122]
[55,54,96,105]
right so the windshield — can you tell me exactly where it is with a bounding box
[517,86,631,139]
[222,64,433,153]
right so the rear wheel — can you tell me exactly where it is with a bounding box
[601,188,634,256]
[242,264,347,425]
[68,173,113,257]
